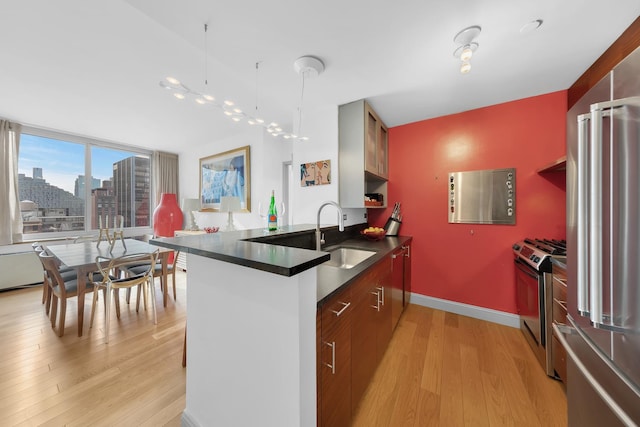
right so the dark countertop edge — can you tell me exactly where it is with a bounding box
[186,246,330,277]
[149,225,412,303]
[150,225,334,277]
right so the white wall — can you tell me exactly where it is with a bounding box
[292,105,366,228]
[183,254,317,426]
[179,126,292,231]
[179,104,366,231]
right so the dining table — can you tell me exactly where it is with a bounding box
[45,238,172,337]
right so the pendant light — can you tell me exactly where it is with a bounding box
[159,24,306,140]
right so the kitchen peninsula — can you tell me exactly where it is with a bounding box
[151,225,411,427]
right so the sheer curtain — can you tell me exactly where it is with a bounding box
[152,151,179,206]
[0,120,23,245]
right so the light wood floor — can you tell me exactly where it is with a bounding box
[352,303,568,426]
[0,270,566,426]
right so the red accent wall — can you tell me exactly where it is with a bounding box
[368,91,567,313]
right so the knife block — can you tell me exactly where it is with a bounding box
[384,217,401,236]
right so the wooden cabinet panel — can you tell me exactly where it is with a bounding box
[318,250,405,424]
[316,309,321,427]
[403,242,412,304]
[319,287,352,427]
[552,298,567,326]
[365,108,378,175]
[377,123,388,179]
[351,258,392,414]
[552,335,568,383]
[376,262,392,362]
[351,281,378,409]
[338,99,389,208]
[551,262,568,383]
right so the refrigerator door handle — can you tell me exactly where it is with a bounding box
[553,323,637,427]
[589,105,605,326]
[589,95,640,330]
[591,95,640,111]
[576,113,591,316]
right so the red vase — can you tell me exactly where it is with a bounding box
[153,193,184,238]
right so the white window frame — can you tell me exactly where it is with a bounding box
[19,126,154,242]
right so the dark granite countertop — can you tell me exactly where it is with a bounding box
[315,235,412,305]
[149,224,412,304]
[150,224,331,276]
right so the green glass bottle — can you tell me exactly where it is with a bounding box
[268,190,278,231]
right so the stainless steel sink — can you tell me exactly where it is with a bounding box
[323,247,376,269]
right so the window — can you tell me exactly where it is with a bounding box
[18,127,152,238]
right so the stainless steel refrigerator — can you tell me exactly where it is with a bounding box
[557,45,640,425]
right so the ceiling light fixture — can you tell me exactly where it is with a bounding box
[159,24,311,140]
[453,25,481,74]
[520,19,543,35]
[290,56,325,141]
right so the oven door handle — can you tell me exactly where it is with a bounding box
[515,259,538,279]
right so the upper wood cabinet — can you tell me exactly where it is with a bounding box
[364,102,388,179]
[339,99,389,209]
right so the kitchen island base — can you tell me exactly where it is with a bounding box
[181,253,317,427]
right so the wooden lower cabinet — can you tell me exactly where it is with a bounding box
[351,267,380,409]
[551,261,568,383]
[318,256,394,426]
[318,286,352,427]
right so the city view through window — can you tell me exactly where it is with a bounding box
[18,132,151,235]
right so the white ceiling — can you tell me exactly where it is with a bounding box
[1,1,639,153]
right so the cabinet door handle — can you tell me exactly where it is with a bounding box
[323,341,336,374]
[370,291,380,311]
[330,301,351,317]
[402,245,410,257]
[376,286,384,306]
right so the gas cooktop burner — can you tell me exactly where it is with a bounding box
[512,238,566,271]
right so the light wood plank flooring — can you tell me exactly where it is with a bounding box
[352,303,567,426]
[0,270,566,426]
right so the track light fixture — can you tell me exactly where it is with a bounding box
[159,25,321,141]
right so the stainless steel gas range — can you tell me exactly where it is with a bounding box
[512,238,566,378]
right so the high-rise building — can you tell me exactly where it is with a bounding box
[74,175,101,200]
[112,156,150,228]
[18,170,84,232]
[18,172,84,216]
[90,186,115,229]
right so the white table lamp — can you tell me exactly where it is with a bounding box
[181,198,201,230]
[220,196,241,231]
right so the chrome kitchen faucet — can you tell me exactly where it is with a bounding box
[316,201,344,250]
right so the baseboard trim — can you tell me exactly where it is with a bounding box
[181,410,199,427]
[409,293,520,328]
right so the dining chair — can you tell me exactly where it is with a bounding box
[90,250,159,344]
[32,243,49,306]
[125,250,181,304]
[33,243,75,311]
[38,251,96,337]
